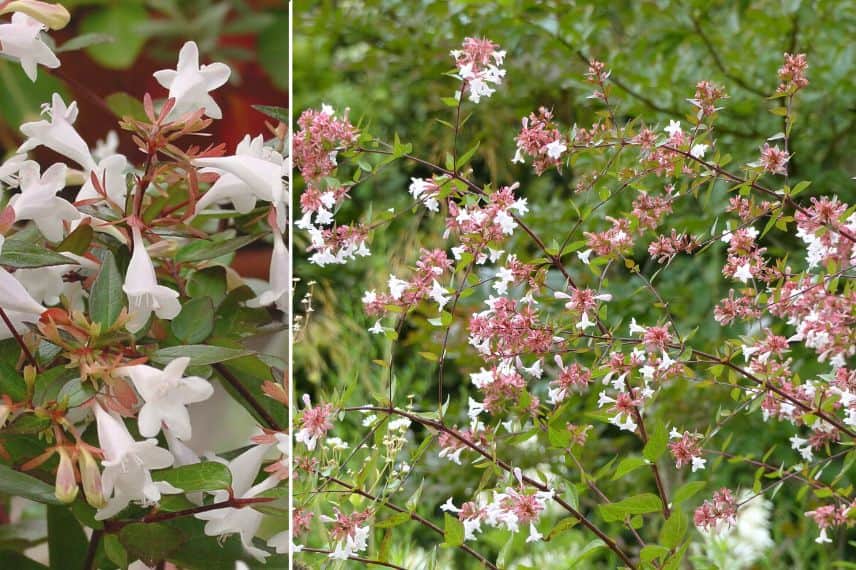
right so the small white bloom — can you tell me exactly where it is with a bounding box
[0,12,60,81]
[576,248,592,265]
[734,262,754,283]
[154,41,231,119]
[664,120,682,137]
[368,320,384,335]
[545,139,567,159]
[123,227,181,333]
[247,230,289,312]
[387,275,409,300]
[430,279,451,310]
[19,93,95,172]
[77,154,129,206]
[93,403,178,520]
[690,143,709,159]
[9,161,79,242]
[116,357,214,441]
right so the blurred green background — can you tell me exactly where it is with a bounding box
[294,1,855,568]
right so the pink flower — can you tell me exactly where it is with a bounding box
[758,143,790,175]
[295,394,334,451]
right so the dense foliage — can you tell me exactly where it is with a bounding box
[0,1,289,568]
[293,1,855,568]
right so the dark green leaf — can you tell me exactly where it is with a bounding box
[171,297,215,344]
[0,244,73,268]
[56,33,115,53]
[89,250,124,328]
[151,345,254,367]
[643,421,668,462]
[0,464,61,505]
[119,523,186,566]
[47,505,87,570]
[252,105,288,123]
[175,235,261,263]
[79,5,148,69]
[151,462,232,493]
[659,508,687,549]
[672,481,706,505]
[55,224,93,255]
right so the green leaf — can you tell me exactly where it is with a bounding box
[598,493,663,522]
[443,513,464,547]
[374,512,411,529]
[55,224,93,255]
[103,533,128,569]
[47,505,87,570]
[175,234,261,263]
[659,508,687,549]
[152,462,232,493]
[171,297,215,344]
[643,421,668,462]
[79,5,149,69]
[0,362,26,401]
[252,105,288,123]
[455,141,480,169]
[151,345,254,367]
[612,456,648,480]
[570,539,605,568]
[640,545,669,563]
[89,250,124,328]
[105,92,147,121]
[0,243,74,268]
[56,33,114,53]
[0,464,61,505]
[672,480,706,505]
[547,517,579,541]
[119,523,186,566]
[187,267,228,306]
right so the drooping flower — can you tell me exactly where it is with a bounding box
[116,356,214,441]
[9,161,79,242]
[247,229,289,313]
[122,227,181,333]
[195,442,277,561]
[18,93,96,172]
[0,265,46,317]
[153,41,231,119]
[13,254,94,311]
[0,12,59,81]
[93,403,178,520]
[193,134,286,227]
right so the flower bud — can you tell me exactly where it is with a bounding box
[0,0,71,30]
[54,447,78,504]
[77,447,105,508]
[0,402,9,429]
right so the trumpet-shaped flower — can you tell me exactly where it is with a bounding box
[0,153,26,187]
[14,253,96,309]
[19,94,96,172]
[93,403,178,520]
[195,442,276,561]
[248,230,288,312]
[193,134,285,217]
[123,227,181,333]
[10,161,79,242]
[77,154,129,206]
[153,41,231,119]
[116,357,213,441]
[0,266,44,340]
[0,12,59,81]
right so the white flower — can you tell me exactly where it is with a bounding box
[0,12,59,81]
[267,530,289,554]
[19,93,96,172]
[526,522,543,543]
[92,130,119,161]
[116,357,214,441]
[13,253,95,309]
[629,318,647,335]
[93,403,178,520]
[9,161,79,242]
[76,154,129,206]
[387,275,409,300]
[734,262,754,283]
[576,248,592,265]
[123,227,181,333]
[153,41,231,119]
[368,320,384,335]
[664,120,682,137]
[247,230,289,312]
[429,279,451,310]
[0,153,26,187]
[690,143,709,159]
[545,139,567,159]
[193,135,284,217]
[195,442,277,562]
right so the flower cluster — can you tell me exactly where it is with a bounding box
[451,37,506,103]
